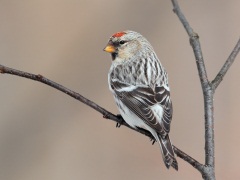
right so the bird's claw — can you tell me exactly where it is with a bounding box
[116,114,124,128]
[150,137,156,145]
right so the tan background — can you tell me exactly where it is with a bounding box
[0,0,240,179]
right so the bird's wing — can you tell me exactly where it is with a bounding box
[111,80,172,135]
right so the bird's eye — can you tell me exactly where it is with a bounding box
[119,40,126,45]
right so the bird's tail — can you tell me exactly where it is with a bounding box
[158,134,178,171]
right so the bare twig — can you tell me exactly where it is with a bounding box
[0,64,201,169]
[211,38,240,90]
[171,0,240,179]
[171,0,209,88]
[171,0,193,36]
[0,65,116,120]
[171,0,214,179]
[173,146,204,172]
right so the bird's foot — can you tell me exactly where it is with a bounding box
[116,114,124,128]
[150,137,156,145]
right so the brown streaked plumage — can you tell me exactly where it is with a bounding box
[104,30,178,170]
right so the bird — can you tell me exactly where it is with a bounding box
[103,30,178,170]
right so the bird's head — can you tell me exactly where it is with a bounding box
[104,30,151,62]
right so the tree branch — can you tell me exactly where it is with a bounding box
[171,0,216,179]
[171,0,209,89]
[171,0,193,36]
[173,146,204,172]
[0,65,116,120]
[211,38,240,90]
[0,63,203,172]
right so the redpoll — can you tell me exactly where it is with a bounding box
[104,30,178,170]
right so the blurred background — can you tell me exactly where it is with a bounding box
[0,0,239,179]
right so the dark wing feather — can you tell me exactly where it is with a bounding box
[111,80,172,135]
[155,86,173,133]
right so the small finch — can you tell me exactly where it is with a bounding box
[104,30,178,170]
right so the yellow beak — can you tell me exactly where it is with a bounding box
[103,45,116,53]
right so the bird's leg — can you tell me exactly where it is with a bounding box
[116,114,124,128]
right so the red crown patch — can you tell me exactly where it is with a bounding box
[112,32,126,38]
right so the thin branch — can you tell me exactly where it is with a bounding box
[171,0,216,179]
[211,38,240,90]
[0,64,203,171]
[171,0,209,89]
[171,0,193,36]
[0,65,116,120]
[173,146,204,173]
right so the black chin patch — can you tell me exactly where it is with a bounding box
[111,52,118,61]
